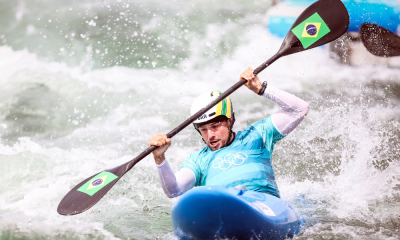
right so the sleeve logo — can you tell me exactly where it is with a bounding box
[291,12,330,49]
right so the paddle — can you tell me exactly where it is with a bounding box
[360,23,400,57]
[57,0,349,216]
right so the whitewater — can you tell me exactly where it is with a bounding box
[1,0,400,239]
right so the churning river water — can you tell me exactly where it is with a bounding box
[1,0,400,239]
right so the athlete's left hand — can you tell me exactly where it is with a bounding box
[240,67,262,94]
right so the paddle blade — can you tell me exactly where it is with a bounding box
[57,163,128,215]
[360,23,400,57]
[277,0,349,57]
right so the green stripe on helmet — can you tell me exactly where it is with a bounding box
[221,98,227,115]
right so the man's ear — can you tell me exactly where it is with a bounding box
[228,118,233,127]
[228,115,235,130]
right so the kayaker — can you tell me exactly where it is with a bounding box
[148,67,309,198]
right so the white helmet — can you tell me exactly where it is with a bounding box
[190,90,234,126]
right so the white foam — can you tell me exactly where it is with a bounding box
[1,18,400,240]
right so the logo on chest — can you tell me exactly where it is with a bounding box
[211,152,248,170]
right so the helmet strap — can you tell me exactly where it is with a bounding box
[225,114,236,147]
[225,130,236,147]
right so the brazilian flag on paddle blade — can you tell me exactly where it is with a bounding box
[77,171,118,196]
[291,12,330,49]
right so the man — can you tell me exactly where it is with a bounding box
[148,67,309,198]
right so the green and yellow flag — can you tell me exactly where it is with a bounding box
[78,171,118,196]
[291,12,330,49]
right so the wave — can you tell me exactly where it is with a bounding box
[1,17,400,239]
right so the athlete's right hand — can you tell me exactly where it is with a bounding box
[240,67,262,94]
[148,133,171,165]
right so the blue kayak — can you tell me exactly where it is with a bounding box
[171,186,302,240]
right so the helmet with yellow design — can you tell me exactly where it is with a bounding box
[190,90,234,129]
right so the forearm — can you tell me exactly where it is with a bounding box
[263,86,310,135]
[156,159,196,198]
[154,154,166,165]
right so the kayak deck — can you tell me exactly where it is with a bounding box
[171,186,301,240]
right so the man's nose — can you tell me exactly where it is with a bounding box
[207,129,216,138]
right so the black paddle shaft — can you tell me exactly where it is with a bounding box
[125,53,281,172]
[58,0,349,216]
[124,0,350,172]
[58,54,281,216]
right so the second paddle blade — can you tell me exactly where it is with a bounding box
[57,162,128,215]
[277,0,349,57]
[360,22,400,57]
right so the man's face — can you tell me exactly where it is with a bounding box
[198,119,232,151]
